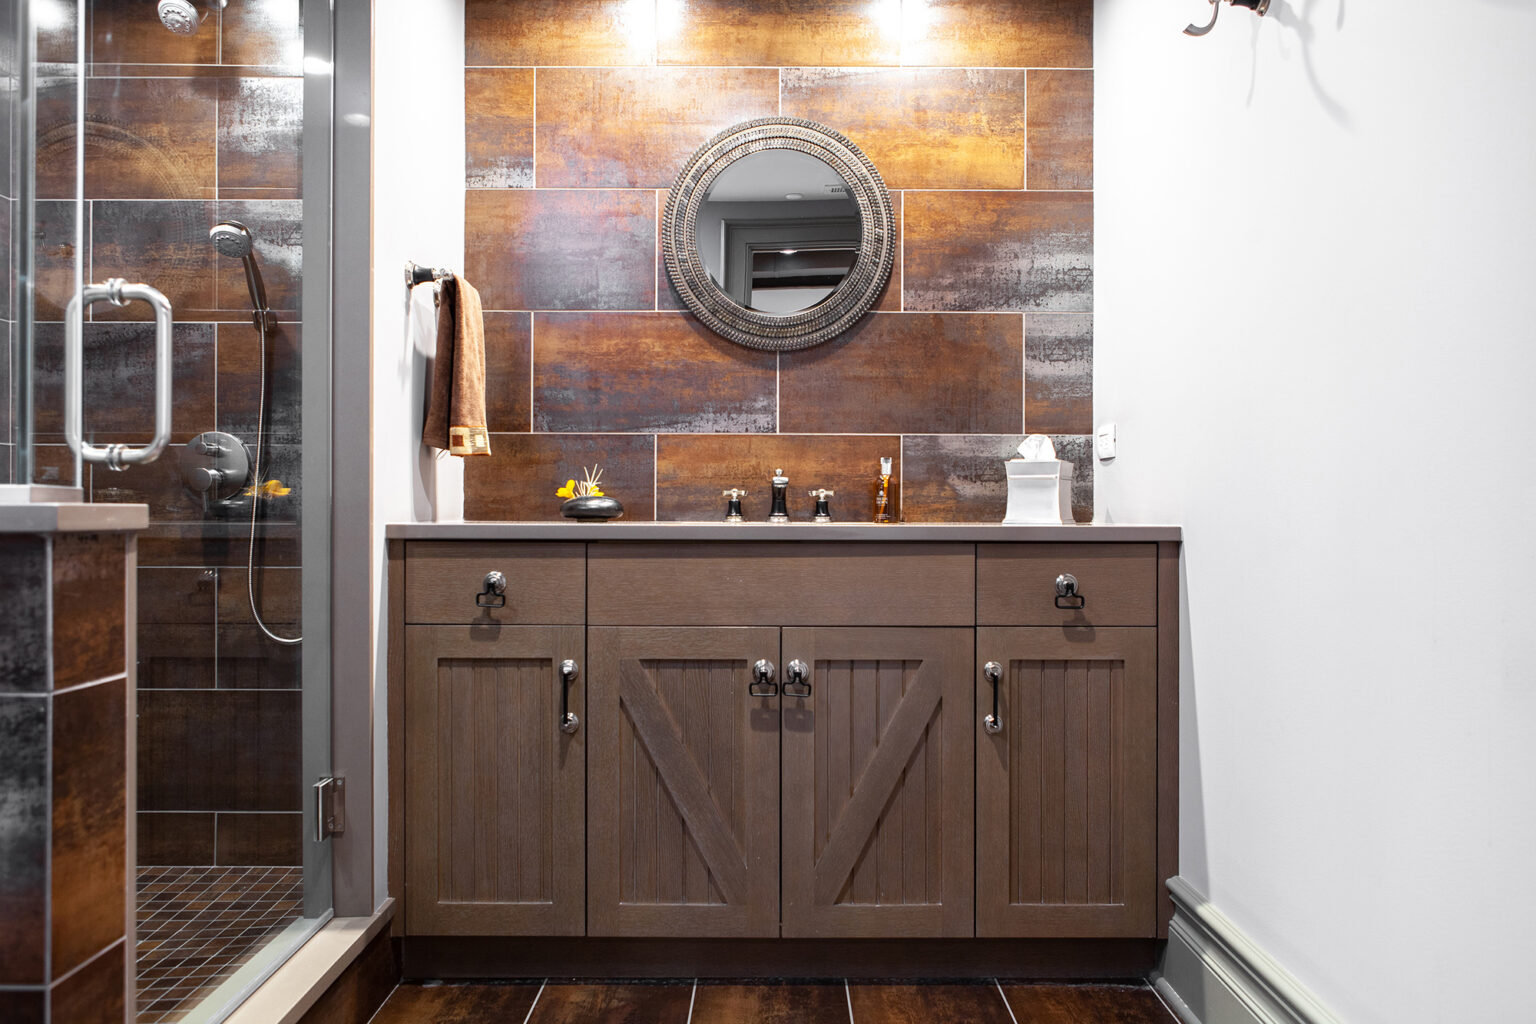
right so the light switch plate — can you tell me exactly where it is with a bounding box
[1096,422,1117,461]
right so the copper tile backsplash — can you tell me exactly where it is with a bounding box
[464,0,1094,523]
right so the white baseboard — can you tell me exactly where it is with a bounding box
[1152,877,1343,1024]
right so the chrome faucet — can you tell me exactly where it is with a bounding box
[768,469,790,523]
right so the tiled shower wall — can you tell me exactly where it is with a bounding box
[29,2,306,867]
[462,0,1094,523]
[2,0,15,483]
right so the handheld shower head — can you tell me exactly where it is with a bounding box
[209,221,274,334]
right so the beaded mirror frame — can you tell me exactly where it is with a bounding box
[661,118,896,352]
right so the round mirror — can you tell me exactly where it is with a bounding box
[663,118,895,352]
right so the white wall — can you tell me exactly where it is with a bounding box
[370,0,465,907]
[1095,2,1536,1022]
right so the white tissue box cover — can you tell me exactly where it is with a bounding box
[1002,458,1074,524]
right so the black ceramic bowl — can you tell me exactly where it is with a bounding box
[560,496,624,521]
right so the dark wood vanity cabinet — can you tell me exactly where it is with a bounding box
[389,533,1178,954]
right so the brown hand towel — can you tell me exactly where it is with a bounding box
[422,274,491,456]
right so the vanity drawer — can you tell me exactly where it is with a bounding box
[588,542,975,626]
[405,541,585,624]
[977,543,1158,626]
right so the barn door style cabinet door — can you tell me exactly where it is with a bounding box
[404,625,587,935]
[586,626,782,937]
[781,627,974,938]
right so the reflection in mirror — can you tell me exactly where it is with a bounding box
[695,149,861,314]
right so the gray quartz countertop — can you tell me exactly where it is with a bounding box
[385,521,1181,542]
[0,502,149,534]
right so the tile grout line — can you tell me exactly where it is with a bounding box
[520,979,548,1024]
[845,979,855,1024]
[996,979,1021,1024]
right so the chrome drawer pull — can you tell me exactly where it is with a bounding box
[983,661,1003,734]
[750,659,778,697]
[1054,573,1086,610]
[559,659,580,734]
[477,570,507,608]
[783,659,812,698]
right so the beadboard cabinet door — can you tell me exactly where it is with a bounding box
[781,627,975,938]
[975,627,1158,937]
[404,624,585,935]
[587,626,781,938]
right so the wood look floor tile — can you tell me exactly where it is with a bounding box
[372,982,540,1024]
[1001,983,1178,1024]
[690,982,849,1024]
[847,982,1014,1024]
[526,982,693,1024]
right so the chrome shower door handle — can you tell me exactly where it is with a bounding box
[65,278,174,471]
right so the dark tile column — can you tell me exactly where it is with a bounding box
[0,529,136,1023]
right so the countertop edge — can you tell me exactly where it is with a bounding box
[384,521,1182,542]
[0,502,151,534]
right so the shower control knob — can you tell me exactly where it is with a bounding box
[191,467,226,491]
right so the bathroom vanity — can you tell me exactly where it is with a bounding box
[385,523,1180,978]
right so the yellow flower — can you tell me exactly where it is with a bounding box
[590,489,603,497]
[556,479,576,499]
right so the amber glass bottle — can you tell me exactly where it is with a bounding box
[873,457,897,523]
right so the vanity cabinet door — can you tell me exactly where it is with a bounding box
[975,627,1158,937]
[403,624,585,935]
[587,626,781,937]
[781,627,974,938]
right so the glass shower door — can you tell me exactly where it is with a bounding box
[9,1,335,1020]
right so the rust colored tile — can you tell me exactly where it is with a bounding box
[31,322,216,446]
[217,321,302,443]
[217,624,301,689]
[901,433,1093,523]
[656,434,900,523]
[218,77,304,194]
[372,983,540,1024]
[33,200,84,322]
[466,190,656,311]
[90,200,218,321]
[0,990,43,1024]
[88,444,208,523]
[215,811,301,865]
[29,446,78,490]
[221,0,303,70]
[37,77,218,200]
[51,534,126,690]
[691,983,849,1024]
[297,927,400,1024]
[483,312,533,433]
[466,68,534,189]
[137,689,300,812]
[93,0,217,65]
[537,68,778,189]
[0,538,49,694]
[48,944,125,1024]
[465,0,656,67]
[139,624,217,688]
[527,983,693,1024]
[52,678,127,976]
[901,0,1092,68]
[847,983,1013,1024]
[463,433,655,522]
[137,812,216,865]
[218,566,300,627]
[137,520,299,569]
[1029,70,1093,190]
[782,68,1026,190]
[1001,983,1178,1024]
[138,568,218,625]
[212,199,302,320]
[0,699,48,984]
[904,191,1092,312]
[659,0,900,66]
[1025,313,1091,435]
[779,312,1021,434]
[534,312,776,433]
